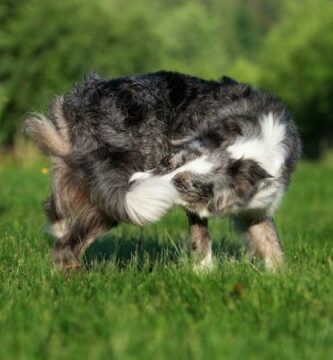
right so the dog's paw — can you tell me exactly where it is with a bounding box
[52,247,81,272]
[263,255,284,272]
[192,252,214,274]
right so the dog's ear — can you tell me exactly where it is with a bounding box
[228,159,272,201]
[219,76,239,85]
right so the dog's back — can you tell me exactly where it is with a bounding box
[59,72,252,165]
[25,71,301,226]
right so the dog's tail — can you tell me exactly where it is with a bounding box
[125,176,180,226]
[125,155,214,225]
[23,97,71,157]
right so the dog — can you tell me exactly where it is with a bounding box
[24,71,301,270]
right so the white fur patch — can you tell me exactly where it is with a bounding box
[129,171,152,183]
[193,249,214,272]
[125,177,179,226]
[163,155,214,180]
[47,220,67,238]
[196,207,211,218]
[227,112,286,177]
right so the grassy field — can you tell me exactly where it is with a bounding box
[0,158,332,360]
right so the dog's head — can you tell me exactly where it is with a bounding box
[172,157,271,217]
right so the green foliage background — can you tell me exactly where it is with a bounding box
[0,0,332,156]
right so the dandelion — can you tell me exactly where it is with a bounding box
[41,167,49,175]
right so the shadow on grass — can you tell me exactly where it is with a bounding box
[83,231,243,270]
[84,233,180,270]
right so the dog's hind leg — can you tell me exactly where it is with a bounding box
[44,193,68,238]
[52,211,114,270]
[235,216,284,270]
[186,211,213,271]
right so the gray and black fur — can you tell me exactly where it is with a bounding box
[24,71,301,270]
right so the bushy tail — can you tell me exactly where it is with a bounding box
[125,176,180,226]
[23,97,71,157]
[125,155,215,225]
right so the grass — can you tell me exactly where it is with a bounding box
[0,158,332,360]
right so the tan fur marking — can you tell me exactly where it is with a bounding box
[52,160,92,220]
[24,114,70,157]
[188,214,213,270]
[52,213,110,269]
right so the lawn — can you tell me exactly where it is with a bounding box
[0,158,332,360]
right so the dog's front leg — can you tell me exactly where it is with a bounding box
[235,216,284,271]
[186,211,213,271]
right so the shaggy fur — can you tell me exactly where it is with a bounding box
[24,71,301,270]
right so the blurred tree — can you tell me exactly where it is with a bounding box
[153,1,228,78]
[258,0,333,156]
[0,0,161,145]
[0,0,25,25]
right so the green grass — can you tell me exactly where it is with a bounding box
[0,159,332,360]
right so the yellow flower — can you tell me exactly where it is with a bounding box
[41,167,49,175]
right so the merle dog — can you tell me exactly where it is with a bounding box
[25,71,301,270]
